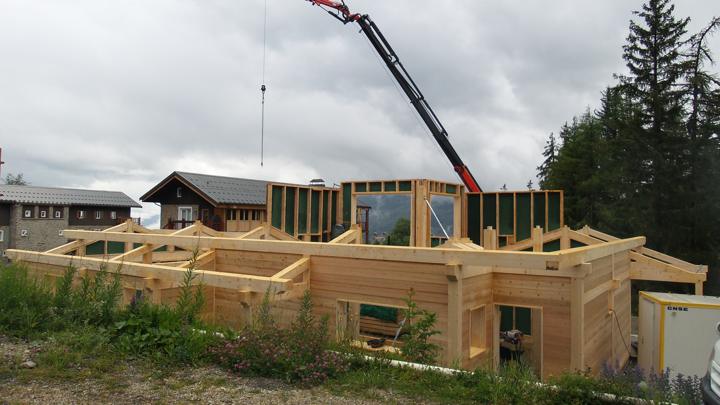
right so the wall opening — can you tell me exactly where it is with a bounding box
[495,304,543,376]
[470,305,487,357]
[356,195,411,246]
[337,300,406,352]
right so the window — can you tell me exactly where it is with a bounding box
[0,229,4,242]
[470,306,486,357]
[77,210,86,219]
[336,300,405,353]
[95,211,102,220]
[110,211,117,220]
[54,208,63,219]
[176,187,182,198]
[23,207,33,218]
[240,209,249,221]
[226,210,237,220]
[39,206,48,218]
[251,210,260,221]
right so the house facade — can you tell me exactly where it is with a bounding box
[140,171,268,232]
[0,185,140,254]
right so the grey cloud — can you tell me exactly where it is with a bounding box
[0,0,717,226]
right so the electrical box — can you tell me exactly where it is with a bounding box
[638,292,720,378]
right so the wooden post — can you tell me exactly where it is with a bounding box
[532,226,544,252]
[142,245,154,264]
[570,263,589,371]
[446,264,463,365]
[144,277,163,305]
[560,226,571,250]
[77,240,86,256]
[695,281,704,295]
[483,227,497,250]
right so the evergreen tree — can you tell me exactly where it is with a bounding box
[621,0,691,253]
[536,132,558,189]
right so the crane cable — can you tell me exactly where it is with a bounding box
[260,0,269,166]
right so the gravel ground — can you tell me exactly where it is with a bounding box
[0,337,401,405]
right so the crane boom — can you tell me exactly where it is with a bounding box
[306,0,482,192]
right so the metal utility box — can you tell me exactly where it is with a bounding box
[638,292,720,378]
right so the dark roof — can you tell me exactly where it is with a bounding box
[140,171,268,206]
[0,185,141,208]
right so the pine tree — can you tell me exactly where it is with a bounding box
[536,132,558,189]
[621,0,691,253]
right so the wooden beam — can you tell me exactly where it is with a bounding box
[111,244,154,263]
[179,250,216,270]
[329,225,361,244]
[6,250,292,292]
[238,226,266,240]
[272,257,310,281]
[559,237,646,268]
[46,221,129,254]
[629,252,706,284]
[60,229,564,269]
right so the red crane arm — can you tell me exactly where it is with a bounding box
[304,1,483,192]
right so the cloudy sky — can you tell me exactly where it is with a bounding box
[0,0,717,227]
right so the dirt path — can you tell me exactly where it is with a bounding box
[0,336,402,405]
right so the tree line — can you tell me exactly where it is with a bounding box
[537,0,720,293]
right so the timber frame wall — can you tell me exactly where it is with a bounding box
[5,178,709,379]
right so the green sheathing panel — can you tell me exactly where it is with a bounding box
[533,193,546,231]
[369,182,382,192]
[331,191,338,230]
[86,241,104,255]
[360,304,397,322]
[284,187,296,236]
[152,245,167,252]
[467,194,482,244]
[355,183,367,192]
[515,307,532,335]
[311,190,320,233]
[499,194,514,235]
[543,239,561,252]
[342,183,352,225]
[383,182,396,192]
[107,242,125,254]
[398,181,412,192]
[499,305,514,331]
[85,241,124,255]
[571,240,586,248]
[548,192,561,231]
[271,186,283,229]
[482,194,497,230]
[298,189,308,234]
[446,185,457,194]
[133,243,143,249]
[322,191,329,232]
[516,193,532,241]
[499,306,531,335]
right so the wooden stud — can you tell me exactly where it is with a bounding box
[570,263,589,370]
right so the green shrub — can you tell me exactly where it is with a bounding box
[111,264,216,364]
[210,290,349,386]
[399,289,440,364]
[0,264,54,337]
[53,264,122,327]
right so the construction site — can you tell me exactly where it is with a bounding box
[1,0,715,392]
[5,177,707,379]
